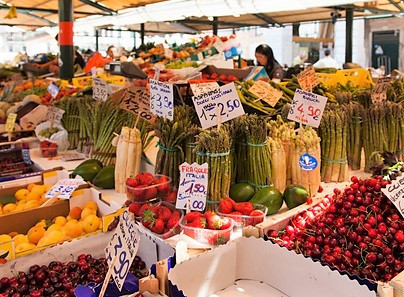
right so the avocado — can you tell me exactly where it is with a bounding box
[72,163,102,182]
[229,183,255,202]
[92,166,115,189]
[250,186,283,215]
[283,185,309,209]
[76,159,103,170]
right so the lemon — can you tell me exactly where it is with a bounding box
[12,204,24,213]
[36,219,46,228]
[31,185,46,196]
[15,189,29,201]
[24,200,40,210]
[13,234,28,246]
[53,216,67,226]
[15,243,36,253]
[25,192,40,202]
[0,234,12,243]
[3,203,16,214]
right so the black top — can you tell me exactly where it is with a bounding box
[265,61,284,79]
[74,51,85,68]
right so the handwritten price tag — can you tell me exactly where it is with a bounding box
[382,175,404,218]
[150,79,174,121]
[192,82,245,129]
[248,80,283,107]
[46,106,65,125]
[297,66,319,91]
[4,113,17,132]
[47,82,60,99]
[287,89,328,128]
[105,209,140,291]
[176,162,208,211]
[93,78,108,101]
[45,179,84,199]
[190,82,220,97]
[119,86,156,123]
[372,77,391,104]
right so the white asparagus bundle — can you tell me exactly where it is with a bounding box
[126,128,142,179]
[268,137,287,193]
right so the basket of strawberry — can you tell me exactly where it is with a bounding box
[180,211,235,247]
[125,173,172,202]
[139,202,183,239]
[216,197,267,228]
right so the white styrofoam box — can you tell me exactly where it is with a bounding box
[169,237,375,297]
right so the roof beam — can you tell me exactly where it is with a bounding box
[21,11,57,26]
[386,0,404,13]
[0,23,42,27]
[332,4,400,15]
[78,0,115,15]
[178,19,269,29]
[252,13,283,27]
[0,5,109,16]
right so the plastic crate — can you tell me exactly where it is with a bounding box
[316,72,346,87]
[337,68,373,87]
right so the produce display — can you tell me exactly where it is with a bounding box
[39,140,58,157]
[72,159,115,189]
[125,173,172,202]
[217,197,266,227]
[268,175,403,282]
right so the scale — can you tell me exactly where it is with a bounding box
[105,62,148,79]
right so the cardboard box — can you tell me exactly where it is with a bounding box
[0,183,122,261]
[168,237,375,297]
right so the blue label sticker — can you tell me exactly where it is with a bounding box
[299,153,318,171]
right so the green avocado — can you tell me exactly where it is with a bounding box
[229,183,255,202]
[283,185,309,209]
[72,163,102,182]
[92,166,115,189]
[76,159,103,170]
[250,186,283,215]
[0,195,16,205]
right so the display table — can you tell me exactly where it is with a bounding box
[30,148,88,172]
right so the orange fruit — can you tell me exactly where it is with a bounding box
[25,192,40,202]
[69,207,82,220]
[81,207,96,220]
[82,215,101,233]
[64,222,83,238]
[26,183,36,192]
[27,226,45,244]
[84,201,98,211]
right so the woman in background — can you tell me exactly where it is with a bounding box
[255,44,284,80]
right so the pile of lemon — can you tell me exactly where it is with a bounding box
[0,201,102,254]
[0,184,52,215]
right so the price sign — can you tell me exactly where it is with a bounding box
[382,175,404,218]
[4,113,17,132]
[93,78,108,101]
[297,66,319,91]
[46,106,65,125]
[47,82,60,99]
[190,82,220,96]
[105,209,140,291]
[213,39,226,52]
[192,82,245,129]
[164,48,174,59]
[150,79,174,121]
[371,77,391,103]
[119,86,156,123]
[287,89,328,128]
[45,179,84,199]
[176,162,208,211]
[248,80,283,107]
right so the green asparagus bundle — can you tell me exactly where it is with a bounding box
[154,105,194,187]
[320,108,348,182]
[243,114,272,188]
[196,127,232,210]
[399,104,404,161]
[387,79,404,103]
[346,102,364,170]
[267,136,287,193]
[235,115,248,183]
[291,127,321,197]
[184,126,201,164]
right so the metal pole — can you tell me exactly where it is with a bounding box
[58,0,74,79]
[213,17,218,35]
[95,29,99,51]
[140,23,145,45]
[133,31,136,49]
[345,8,353,63]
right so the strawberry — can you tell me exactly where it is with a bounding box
[156,175,170,193]
[219,198,234,214]
[218,74,227,81]
[128,202,142,216]
[151,219,165,234]
[144,187,158,200]
[141,209,156,228]
[210,73,218,79]
[132,185,147,200]
[227,75,238,82]
[164,190,177,203]
[207,233,230,246]
[157,206,172,222]
[250,209,265,225]
[126,178,139,188]
[204,211,222,230]
[139,203,151,216]
[167,211,181,229]
[230,211,242,215]
[184,211,203,223]
[220,217,232,230]
[189,217,207,229]
[139,172,155,186]
[234,202,254,215]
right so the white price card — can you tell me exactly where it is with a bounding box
[287,89,328,128]
[105,209,140,291]
[213,39,226,52]
[45,179,84,199]
[176,162,208,211]
[150,79,174,121]
[46,106,65,125]
[192,82,245,129]
[382,175,404,218]
[371,77,391,104]
[119,86,156,123]
[93,77,108,101]
[190,82,220,97]
[47,82,60,99]
[297,66,319,91]
[248,80,283,107]
[4,113,17,132]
